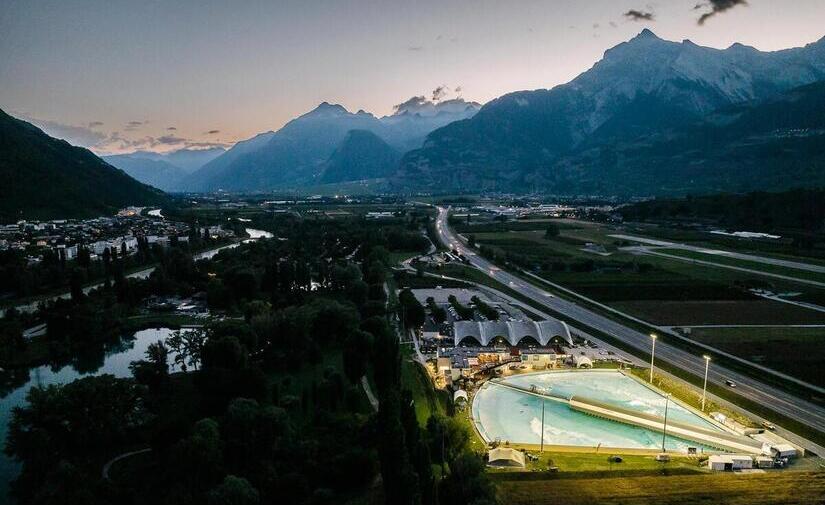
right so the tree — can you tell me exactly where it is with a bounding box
[342,330,373,383]
[168,418,224,491]
[398,289,426,329]
[130,340,170,393]
[69,268,84,302]
[167,328,207,372]
[544,223,560,239]
[438,452,497,505]
[207,475,260,505]
[6,375,145,503]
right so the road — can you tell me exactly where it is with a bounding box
[434,206,825,453]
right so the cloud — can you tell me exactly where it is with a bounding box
[156,135,186,145]
[19,114,108,148]
[87,121,104,128]
[166,126,177,131]
[183,141,232,150]
[624,9,655,21]
[124,120,144,131]
[393,96,428,114]
[609,21,618,28]
[205,129,220,135]
[432,85,449,102]
[407,46,424,52]
[593,23,600,29]
[695,0,747,25]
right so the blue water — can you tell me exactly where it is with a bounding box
[0,328,178,500]
[473,370,723,452]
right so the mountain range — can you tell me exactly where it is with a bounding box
[5,30,825,211]
[394,29,825,195]
[0,109,167,221]
[103,147,224,192]
[182,99,480,192]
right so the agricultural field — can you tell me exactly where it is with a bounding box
[685,326,825,388]
[494,470,825,505]
[611,300,825,326]
[457,215,825,324]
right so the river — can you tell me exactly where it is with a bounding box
[0,328,182,499]
[1,228,273,317]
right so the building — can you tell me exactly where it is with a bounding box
[770,444,797,458]
[708,454,753,471]
[453,319,574,347]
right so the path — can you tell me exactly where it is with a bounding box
[102,448,152,480]
[361,376,379,411]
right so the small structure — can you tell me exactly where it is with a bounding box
[573,355,593,369]
[708,454,753,471]
[755,456,774,469]
[453,389,470,407]
[487,448,526,468]
[770,444,797,459]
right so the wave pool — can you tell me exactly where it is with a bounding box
[472,370,724,452]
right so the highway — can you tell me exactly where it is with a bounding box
[433,206,825,452]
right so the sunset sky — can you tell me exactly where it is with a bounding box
[2,0,824,155]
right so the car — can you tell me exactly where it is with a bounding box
[761,421,776,431]
[725,379,737,388]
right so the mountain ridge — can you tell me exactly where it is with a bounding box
[0,109,168,221]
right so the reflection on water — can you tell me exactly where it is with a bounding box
[0,327,177,499]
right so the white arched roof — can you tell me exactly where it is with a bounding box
[454,319,573,347]
[453,389,468,403]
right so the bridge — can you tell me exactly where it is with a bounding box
[485,380,764,454]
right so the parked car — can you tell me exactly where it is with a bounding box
[761,421,776,431]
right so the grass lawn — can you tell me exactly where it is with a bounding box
[687,327,825,388]
[400,348,449,426]
[494,470,825,505]
[492,451,705,477]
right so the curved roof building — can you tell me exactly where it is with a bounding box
[453,319,573,347]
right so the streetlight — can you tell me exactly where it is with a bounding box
[701,355,711,411]
[661,393,671,453]
[649,333,657,383]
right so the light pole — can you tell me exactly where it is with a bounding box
[661,393,671,453]
[649,333,657,383]
[540,399,546,453]
[701,355,711,411]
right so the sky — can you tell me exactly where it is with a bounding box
[2,0,824,155]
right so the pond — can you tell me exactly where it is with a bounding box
[0,327,180,500]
